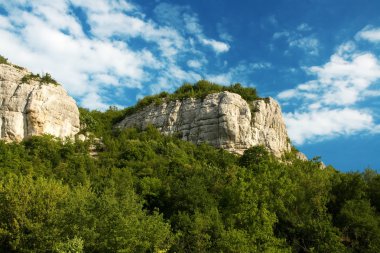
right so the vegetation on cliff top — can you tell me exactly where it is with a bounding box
[0,54,58,84]
[0,55,8,65]
[125,80,258,115]
[0,116,379,252]
[21,73,60,86]
[79,80,259,136]
[0,54,25,70]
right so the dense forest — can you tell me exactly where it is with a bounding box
[0,82,380,252]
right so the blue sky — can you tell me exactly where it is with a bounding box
[1,0,380,171]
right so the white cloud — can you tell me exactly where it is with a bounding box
[356,26,380,42]
[273,24,319,55]
[289,37,319,55]
[309,53,380,106]
[273,31,290,39]
[206,63,261,85]
[187,59,202,69]
[154,2,231,54]
[278,37,380,145]
[297,23,312,32]
[336,41,356,57]
[285,108,374,144]
[363,89,380,97]
[201,38,230,53]
[207,73,232,85]
[0,16,11,29]
[81,92,109,110]
[183,13,203,35]
[182,13,230,54]
[0,0,234,109]
[277,89,297,100]
[279,52,380,107]
[251,62,272,69]
[217,22,233,42]
[153,2,189,28]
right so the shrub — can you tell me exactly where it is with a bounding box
[40,73,59,85]
[123,80,258,118]
[21,73,41,83]
[21,73,60,86]
[0,55,25,70]
[0,55,8,64]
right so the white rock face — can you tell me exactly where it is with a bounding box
[117,91,291,156]
[0,64,80,141]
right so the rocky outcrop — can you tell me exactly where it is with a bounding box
[0,64,80,141]
[117,91,291,156]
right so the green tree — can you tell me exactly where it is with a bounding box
[0,174,69,252]
[337,199,380,252]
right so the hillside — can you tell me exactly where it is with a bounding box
[1,126,379,252]
[0,58,379,252]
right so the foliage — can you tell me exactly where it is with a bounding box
[40,73,59,85]
[239,145,271,169]
[0,55,24,69]
[79,106,128,136]
[21,73,60,86]
[119,80,258,118]
[0,55,8,64]
[0,108,379,252]
[53,237,84,253]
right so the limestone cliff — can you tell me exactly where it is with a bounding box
[0,63,80,141]
[116,91,291,156]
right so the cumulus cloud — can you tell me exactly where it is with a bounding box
[0,0,233,109]
[286,108,375,144]
[278,37,380,144]
[279,47,380,107]
[356,26,380,42]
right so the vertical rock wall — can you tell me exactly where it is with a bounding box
[0,64,80,141]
